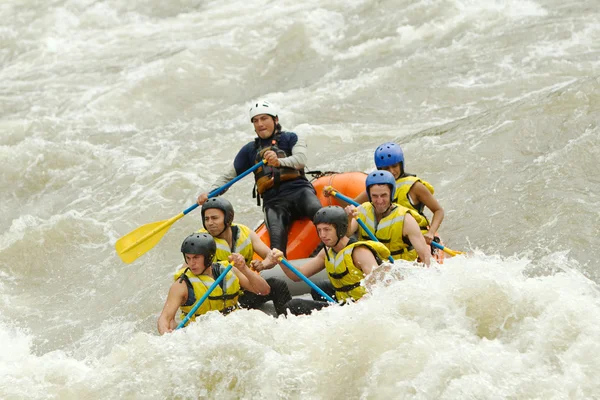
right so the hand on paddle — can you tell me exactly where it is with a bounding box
[251,248,282,272]
[423,230,435,245]
[228,253,247,270]
[196,192,209,205]
[344,205,358,218]
[263,150,281,167]
[322,185,334,197]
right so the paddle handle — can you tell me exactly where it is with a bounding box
[330,189,359,207]
[176,265,233,330]
[182,160,266,216]
[279,258,337,304]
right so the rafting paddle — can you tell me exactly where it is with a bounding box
[430,241,464,256]
[278,258,337,304]
[175,265,233,330]
[115,161,265,264]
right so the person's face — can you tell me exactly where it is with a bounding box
[204,209,226,237]
[369,184,392,214]
[379,162,401,179]
[185,253,206,274]
[252,114,277,139]
[316,223,338,247]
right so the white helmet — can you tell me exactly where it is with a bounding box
[249,100,278,121]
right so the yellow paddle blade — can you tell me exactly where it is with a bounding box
[115,213,184,264]
[443,247,465,257]
[445,249,458,257]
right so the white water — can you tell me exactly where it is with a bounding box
[1,0,600,398]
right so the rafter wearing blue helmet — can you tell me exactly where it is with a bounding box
[344,170,431,265]
[373,142,444,244]
[330,142,444,246]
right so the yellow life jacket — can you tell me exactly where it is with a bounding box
[174,264,241,325]
[394,175,435,231]
[324,240,391,302]
[254,135,302,194]
[357,202,420,261]
[198,224,254,265]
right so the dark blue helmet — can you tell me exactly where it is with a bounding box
[313,206,348,240]
[366,170,396,202]
[374,142,404,169]
[181,233,216,267]
[201,197,235,230]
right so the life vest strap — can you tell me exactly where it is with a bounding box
[328,268,349,280]
[333,281,362,293]
[390,248,411,256]
[181,304,238,317]
[208,292,240,301]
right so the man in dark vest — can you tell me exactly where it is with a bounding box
[197,99,322,258]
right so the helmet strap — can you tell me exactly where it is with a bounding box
[199,263,211,276]
[216,224,228,238]
[332,236,341,248]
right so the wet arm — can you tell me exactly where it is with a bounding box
[249,231,274,265]
[411,182,444,239]
[157,282,187,335]
[208,163,238,192]
[403,214,431,266]
[351,246,380,276]
[277,248,326,282]
[232,256,271,295]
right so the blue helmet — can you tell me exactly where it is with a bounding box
[366,170,396,202]
[374,142,404,169]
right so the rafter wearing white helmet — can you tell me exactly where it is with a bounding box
[249,100,278,121]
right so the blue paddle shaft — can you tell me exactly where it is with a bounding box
[182,161,266,216]
[333,191,359,207]
[175,265,233,330]
[279,258,337,304]
[430,241,444,251]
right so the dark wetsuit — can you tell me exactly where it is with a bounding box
[239,277,292,316]
[232,131,322,256]
[284,279,337,315]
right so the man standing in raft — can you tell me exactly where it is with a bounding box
[157,233,270,335]
[197,99,322,257]
[198,197,292,316]
[345,170,432,265]
[256,206,391,315]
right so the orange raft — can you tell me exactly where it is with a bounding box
[254,172,367,260]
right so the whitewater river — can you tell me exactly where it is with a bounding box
[1,0,599,398]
